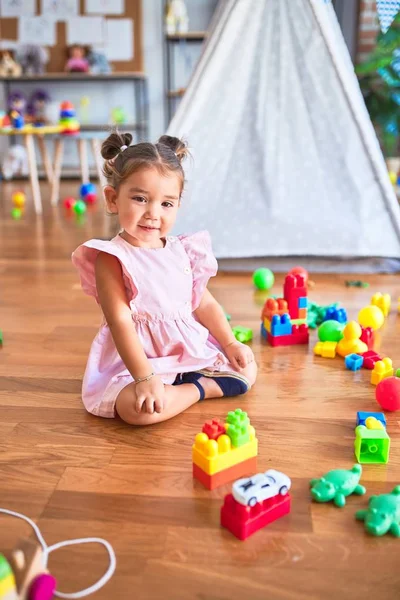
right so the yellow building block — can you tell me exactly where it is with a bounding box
[314,341,337,358]
[371,293,391,318]
[192,429,258,475]
[0,573,17,597]
[371,358,393,385]
[263,318,271,333]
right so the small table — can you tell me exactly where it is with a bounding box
[0,125,106,214]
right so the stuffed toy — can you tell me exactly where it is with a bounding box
[2,145,29,180]
[65,45,89,73]
[165,0,189,34]
[27,89,51,125]
[0,51,22,77]
[87,48,111,74]
[15,45,48,75]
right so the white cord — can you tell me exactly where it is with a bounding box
[0,509,116,598]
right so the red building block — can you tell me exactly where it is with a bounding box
[283,274,307,320]
[266,324,309,347]
[202,418,226,440]
[362,350,383,370]
[221,492,291,540]
[360,326,374,349]
[193,457,257,490]
[262,298,288,321]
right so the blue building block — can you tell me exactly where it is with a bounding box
[345,353,364,371]
[298,297,308,309]
[356,411,387,428]
[260,323,267,339]
[323,305,347,323]
[270,314,292,337]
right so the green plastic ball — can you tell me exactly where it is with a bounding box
[11,207,22,220]
[318,320,345,342]
[73,199,87,215]
[253,268,274,290]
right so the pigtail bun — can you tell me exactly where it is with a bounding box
[158,135,189,163]
[101,130,133,161]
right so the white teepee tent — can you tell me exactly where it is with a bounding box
[168,0,400,271]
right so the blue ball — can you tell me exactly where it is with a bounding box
[80,182,96,197]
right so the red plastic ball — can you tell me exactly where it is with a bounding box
[84,192,97,205]
[376,377,400,412]
[288,266,309,283]
[63,197,76,209]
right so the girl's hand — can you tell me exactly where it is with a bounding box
[134,375,165,414]
[224,341,255,371]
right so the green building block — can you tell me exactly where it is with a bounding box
[0,553,13,579]
[355,425,390,464]
[226,409,250,447]
[232,326,253,343]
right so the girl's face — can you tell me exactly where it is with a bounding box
[105,167,181,248]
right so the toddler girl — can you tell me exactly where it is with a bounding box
[72,132,257,425]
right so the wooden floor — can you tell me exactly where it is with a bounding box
[1,181,400,600]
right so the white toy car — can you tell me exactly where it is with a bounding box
[232,470,291,507]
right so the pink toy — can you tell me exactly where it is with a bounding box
[29,573,57,600]
[376,377,400,412]
[65,45,89,73]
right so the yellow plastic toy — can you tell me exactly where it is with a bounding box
[314,341,337,358]
[336,321,368,358]
[371,358,394,385]
[389,170,398,185]
[12,191,25,208]
[358,305,384,330]
[371,293,391,318]
[365,416,385,430]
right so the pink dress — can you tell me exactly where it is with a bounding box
[72,231,235,418]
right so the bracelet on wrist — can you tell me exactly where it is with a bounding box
[223,340,237,350]
[134,372,155,384]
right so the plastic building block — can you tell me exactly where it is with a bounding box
[356,485,400,537]
[313,341,337,358]
[336,322,368,357]
[226,409,250,447]
[310,464,366,507]
[298,308,307,319]
[371,358,393,385]
[283,273,307,320]
[0,554,17,599]
[263,318,271,333]
[221,492,291,540]
[298,297,308,309]
[270,314,292,336]
[193,456,257,490]
[232,326,253,343]
[365,417,385,430]
[323,305,347,324]
[356,411,386,428]
[355,425,390,464]
[362,350,383,370]
[345,353,364,371]
[360,326,374,349]
[192,419,258,475]
[202,419,226,440]
[267,324,309,347]
[260,323,267,339]
[291,318,307,326]
[261,298,288,321]
[371,292,391,317]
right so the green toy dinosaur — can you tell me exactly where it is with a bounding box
[356,486,400,537]
[310,464,366,507]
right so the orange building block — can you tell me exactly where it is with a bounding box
[193,456,258,490]
[262,298,288,321]
[298,308,307,319]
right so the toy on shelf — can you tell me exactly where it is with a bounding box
[314,340,337,358]
[370,292,391,318]
[0,538,56,600]
[0,50,22,77]
[232,326,253,343]
[370,358,393,385]
[27,90,50,126]
[345,353,364,371]
[310,464,366,507]
[192,409,258,490]
[376,377,400,411]
[165,0,189,34]
[322,305,347,324]
[15,45,48,75]
[221,470,291,540]
[358,305,384,330]
[65,44,89,73]
[362,350,383,370]
[356,486,400,537]
[111,106,128,125]
[318,320,344,342]
[356,411,387,428]
[58,101,80,135]
[252,268,274,291]
[355,425,390,464]
[261,272,309,347]
[336,322,368,358]
[87,48,111,74]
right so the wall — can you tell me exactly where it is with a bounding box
[357,0,379,62]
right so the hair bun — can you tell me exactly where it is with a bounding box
[101,130,133,160]
[158,135,189,163]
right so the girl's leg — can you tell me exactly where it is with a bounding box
[199,359,258,398]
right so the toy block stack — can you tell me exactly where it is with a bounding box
[192,409,258,490]
[355,412,390,464]
[261,273,309,347]
[59,101,80,135]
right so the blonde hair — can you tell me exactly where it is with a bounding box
[101,130,189,193]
